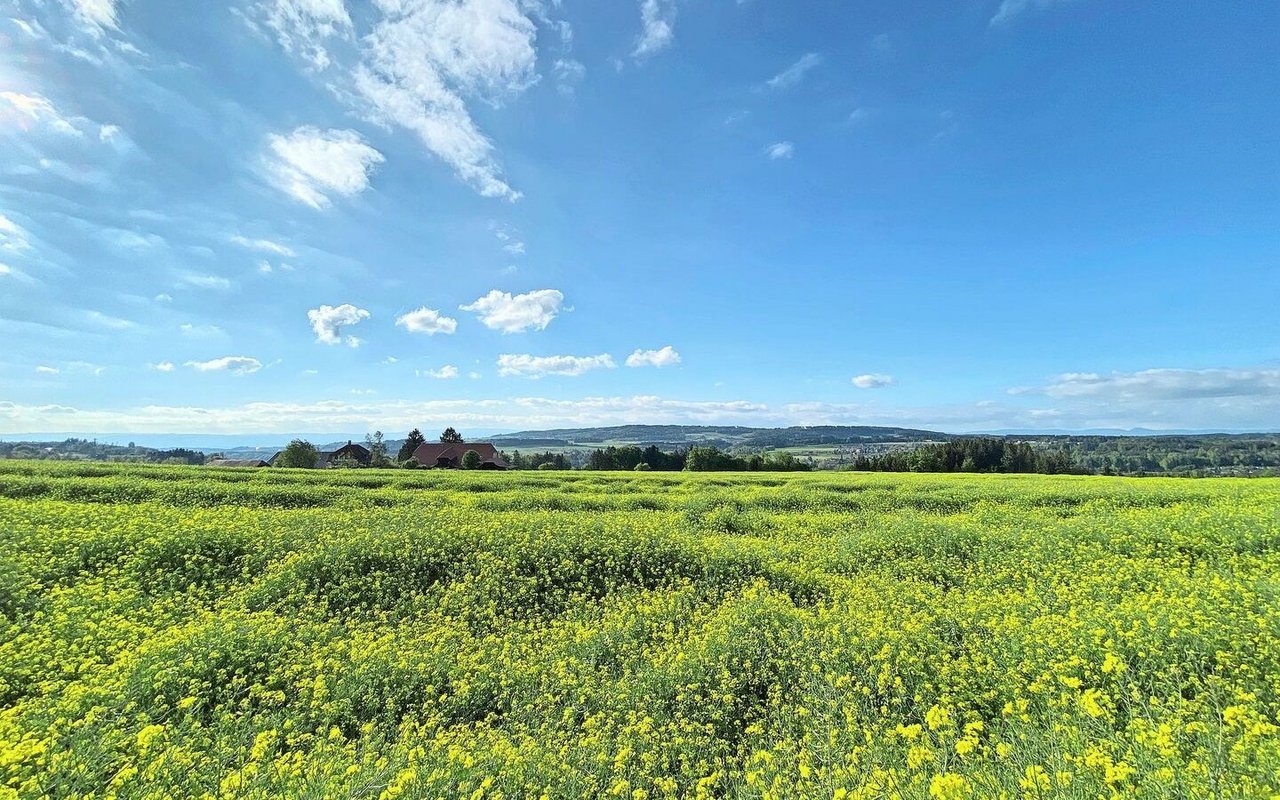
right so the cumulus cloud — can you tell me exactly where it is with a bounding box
[395,307,458,336]
[497,353,616,378]
[265,126,384,208]
[185,356,263,375]
[633,0,677,58]
[460,288,564,333]
[230,234,295,257]
[149,361,175,372]
[35,365,60,375]
[307,303,370,345]
[420,364,460,379]
[852,373,895,389]
[764,52,821,91]
[765,141,795,160]
[626,346,681,368]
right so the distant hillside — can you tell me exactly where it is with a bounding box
[489,424,949,448]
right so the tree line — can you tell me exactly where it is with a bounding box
[850,439,1086,474]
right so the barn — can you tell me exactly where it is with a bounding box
[412,442,509,470]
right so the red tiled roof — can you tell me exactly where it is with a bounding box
[412,442,508,468]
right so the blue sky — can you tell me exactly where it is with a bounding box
[1,0,1277,435]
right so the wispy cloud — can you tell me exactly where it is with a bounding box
[230,234,295,257]
[185,356,263,375]
[0,214,32,252]
[764,52,821,91]
[633,0,677,59]
[419,364,460,379]
[497,353,616,378]
[990,0,1071,25]
[765,141,795,160]
[461,289,564,333]
[64,0,122,34]
[253,0,545,201]
[265,126,384,209]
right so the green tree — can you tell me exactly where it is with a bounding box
[365,430,389,467]
[277,439,318,468]
[440,427,464,443]
[461,449,481,470]
[398,428,426,462]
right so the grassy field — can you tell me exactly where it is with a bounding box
[1,462,1278,799]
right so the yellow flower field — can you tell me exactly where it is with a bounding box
[1,461,1278,798]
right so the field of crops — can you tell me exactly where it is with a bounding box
[1,461,1278,799]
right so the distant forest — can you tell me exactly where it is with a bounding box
[0,438,206,465]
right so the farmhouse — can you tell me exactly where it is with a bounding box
[268,441,372,468]
[207,458,270,468]
[413,442,509,470]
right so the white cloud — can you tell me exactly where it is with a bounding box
[395,307,458,335]
[1026,368,1280,401]
[307,303,370,345]
[0,91,82,135]
[352,1,535,201]
[765,141,795,160]
[626,346,682,368]
[62,0,120,33]
[230,234,296,257]
[633,0,677,58]
[852,373,895,389]
[382,356,399,365]
[265,126,384,209]
[503,241,526,256]
[84,310,135,330]
[553,58,585,96]
[185,356,263,375]
[460,288,563,333]
[256,0,352,69]
[990,0,1070,25]
[154,293,173,303]
[180,273,233,291]
[420,364,460,379]
[497,353,616,378]
[179,323,226,339]
[764,52,821,91]
[255,0,555,200]
[0,214,31,252]
[150,361,175,372]
[35,365,60,375]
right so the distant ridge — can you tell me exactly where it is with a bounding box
[489,424,950,448]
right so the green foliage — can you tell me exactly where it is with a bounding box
[461,450,482,470]
[1,461,1279,798]
[397,428,427,462]
[440,427,464,443]
[365,430,390,468]
[277,439,319,469]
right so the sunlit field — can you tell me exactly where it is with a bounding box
[1,462,1278,798]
